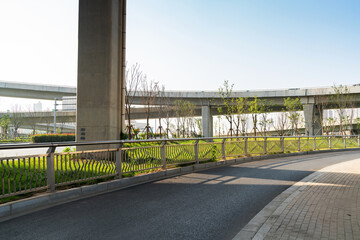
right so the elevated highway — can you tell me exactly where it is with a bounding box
[0,81,76,100]
[2,80,360,137]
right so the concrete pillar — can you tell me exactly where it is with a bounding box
[303,104,322,136]
[76,0,126,142]
[201,106,213,138]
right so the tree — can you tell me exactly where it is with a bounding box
[141,78,159,139]
[156,85,167,138]
[273,111,289,136]
[324,117,336,135]
[11,105,24,139]
[331,84,352,135]
[26,105,41,135]
[218,80,236,137]
[248,96,263,136]
[174,100,195,138]
[314,89,330,136]
[0,114,11,139]
[125,63,143,139]
[259,100,273,136]
[234,97,248,136]
[284,97,303,135]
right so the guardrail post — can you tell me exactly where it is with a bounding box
[358,136,360,148]
[298,137,301,152]
[161,141,167,170]
[194,140,200,164]
[46,146,56,192]
[244,138,248,156]
[344,136,347,149]
[313,137,316,151]
[328,136,332,149]
[264,137,267,155]
[115,143,123,179]
[222,139,226,160]
[281,137,285,153]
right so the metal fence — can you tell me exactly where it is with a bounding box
[1,135,359,199]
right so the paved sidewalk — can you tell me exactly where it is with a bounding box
[235,158,360,240]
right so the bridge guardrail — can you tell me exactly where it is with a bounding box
[1,135,359,199]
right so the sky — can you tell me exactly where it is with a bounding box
[0,0,359,110]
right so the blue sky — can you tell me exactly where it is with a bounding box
[0,0,359,109]
[127,0,360,90]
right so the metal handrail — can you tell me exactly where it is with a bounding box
[1,134,359,199]
[0,135,356,150]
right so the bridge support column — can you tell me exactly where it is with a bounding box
[303,104,322,136]
[77,0,126,143]
[202,106,213,138]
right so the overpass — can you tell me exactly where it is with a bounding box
[2,80,360,137]
[0,81,76,100]
[3,109,359,136]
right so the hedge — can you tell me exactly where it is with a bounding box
[31,134,75,143]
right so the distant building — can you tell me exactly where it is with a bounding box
[33,101,42,111]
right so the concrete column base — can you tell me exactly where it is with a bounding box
[304,104,322,136]
[201,106,213,138]
[76,0,126,147]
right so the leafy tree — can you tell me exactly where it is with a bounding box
[234,97,248,136]
[259,100,273,136]
[331,84,352,135]
[0,114,11,139]
[218,80,236,136]
[284,97,303,135]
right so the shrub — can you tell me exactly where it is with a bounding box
[31,134,75,143]
[63,146,75,153]
[211,145,218,161]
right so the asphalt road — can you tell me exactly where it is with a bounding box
[1,151,360,240]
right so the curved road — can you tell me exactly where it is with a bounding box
[1,151,360,240]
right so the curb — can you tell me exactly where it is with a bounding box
[1,148,359,222]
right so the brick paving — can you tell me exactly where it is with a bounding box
[235,158,360,240]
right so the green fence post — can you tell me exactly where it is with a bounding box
[281,137,285,153]
[298,137,301,152]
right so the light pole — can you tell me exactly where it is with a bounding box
[54,98,58,133]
